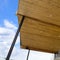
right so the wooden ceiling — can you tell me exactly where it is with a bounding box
[17,0,60,53]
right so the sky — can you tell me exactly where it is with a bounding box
[0,0,54,60]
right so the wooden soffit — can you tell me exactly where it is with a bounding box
[17,0,60,53]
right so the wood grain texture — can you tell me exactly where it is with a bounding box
[17,0,60,53]
[18,15,60,53]
[17,0,60,26]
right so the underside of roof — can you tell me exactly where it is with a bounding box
[17,0,60,53]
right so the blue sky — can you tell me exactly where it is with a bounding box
[0,0,54,60]
[0,0,18,26]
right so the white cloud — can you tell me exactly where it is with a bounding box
[0,19,54,60]
[4,19,17,29]
[0,27,15,34]
[0,27,17,45]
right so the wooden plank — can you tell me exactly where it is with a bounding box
[17,0,60,26]
[18,15,60,53]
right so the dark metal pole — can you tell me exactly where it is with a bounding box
[6,16,25,60]
[26,50,30,60]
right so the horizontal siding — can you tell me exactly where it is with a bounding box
[17,0,60,26]
[18,15,60,53]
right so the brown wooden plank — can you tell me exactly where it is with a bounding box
[18,15,60,53]
[17,0,60,26]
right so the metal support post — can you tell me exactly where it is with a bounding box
[26,49,30,60]
[6,16,25,60]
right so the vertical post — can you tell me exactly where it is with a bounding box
[26,50,30,60]
[6,16,25,60]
